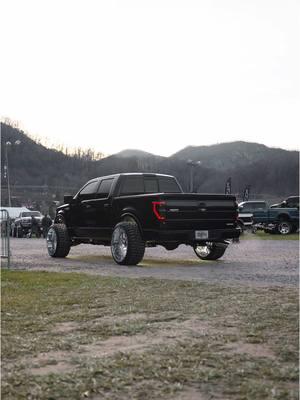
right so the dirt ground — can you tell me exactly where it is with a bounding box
[8,236,299,287]
[2,271,298,400]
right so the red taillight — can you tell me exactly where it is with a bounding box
[152,201,166,221]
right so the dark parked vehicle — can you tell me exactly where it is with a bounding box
[13,211,43,237]
[238,200,299,234]
[46,173,240,265]
[270,196,299,209]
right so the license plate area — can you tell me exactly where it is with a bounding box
[195,230,209,240]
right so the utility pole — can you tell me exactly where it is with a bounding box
[5,140,21,207]
[187,160,202,193]
[5,142,12,207]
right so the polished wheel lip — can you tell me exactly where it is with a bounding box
[111,226,128,263]
[194,242,213,258]
[278,222,290,234]
[46,227,57,256]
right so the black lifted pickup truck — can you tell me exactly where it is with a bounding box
[46,173,240,265]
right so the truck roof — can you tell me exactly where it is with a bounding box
[87,173,175,182]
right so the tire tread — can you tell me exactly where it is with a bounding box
[111,222,145,265]
[50,224,71,258]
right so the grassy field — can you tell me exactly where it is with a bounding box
[1,270,299,400]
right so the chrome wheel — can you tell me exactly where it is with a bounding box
[111,226,128,263]
[194,242,213,258]
[277,221,291,235]
[46,227,57,256]
[193,242,227,260]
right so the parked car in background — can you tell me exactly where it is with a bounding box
[238,200,299,234]
[13,211,43,237]
[270,196,299,209]
[238,201,268,224]
[237,210,254,232]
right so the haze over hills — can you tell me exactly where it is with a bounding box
[1,122,299,211]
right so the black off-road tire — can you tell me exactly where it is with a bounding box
[111,222,145,266]
[46,224,71,258]
[194,242,227,260]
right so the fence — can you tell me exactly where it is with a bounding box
[1,209,10,268]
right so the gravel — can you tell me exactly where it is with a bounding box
[6,237,299,287]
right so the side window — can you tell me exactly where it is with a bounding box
[254,203,266,210]
[287,198,299,208]
[144,178,159,193]
[79,181,99,198]
[242,203,252,213]
[120,176,144,196]
[97,179,113,198]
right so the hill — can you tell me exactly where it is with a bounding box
[172,141,299,171]
[171,141,299,196]
[1,122,299,213]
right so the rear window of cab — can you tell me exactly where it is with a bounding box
[119,176,181,196]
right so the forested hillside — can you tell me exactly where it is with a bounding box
[1,122,298,212]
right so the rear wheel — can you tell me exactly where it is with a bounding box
[277,220,292,235]
[193,242,227,260]
[46,224,71,257]
[111,222,145,265]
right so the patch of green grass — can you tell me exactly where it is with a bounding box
[1,270,299,399]
[241,231,299,240]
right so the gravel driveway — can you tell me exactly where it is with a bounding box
[7,237,299,287]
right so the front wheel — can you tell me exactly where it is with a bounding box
[46,224,71,257]
[111,222,145,265]
[193,242,227,260]
[277,221,292,235]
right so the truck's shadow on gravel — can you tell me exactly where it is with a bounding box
[68,254,215,268]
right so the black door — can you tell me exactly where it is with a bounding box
[73,180,100,237]
[77,178,114,239]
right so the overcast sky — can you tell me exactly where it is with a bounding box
[1,0,299,156]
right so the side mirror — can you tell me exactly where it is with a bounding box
[64,195,74,204]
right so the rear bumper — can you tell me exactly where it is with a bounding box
[144,228,240,244]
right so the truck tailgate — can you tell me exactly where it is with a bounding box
[159,193,237,230]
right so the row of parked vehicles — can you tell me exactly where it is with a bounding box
[237,196,299,235]
[3,174,298,267]
[9,210,52,238]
